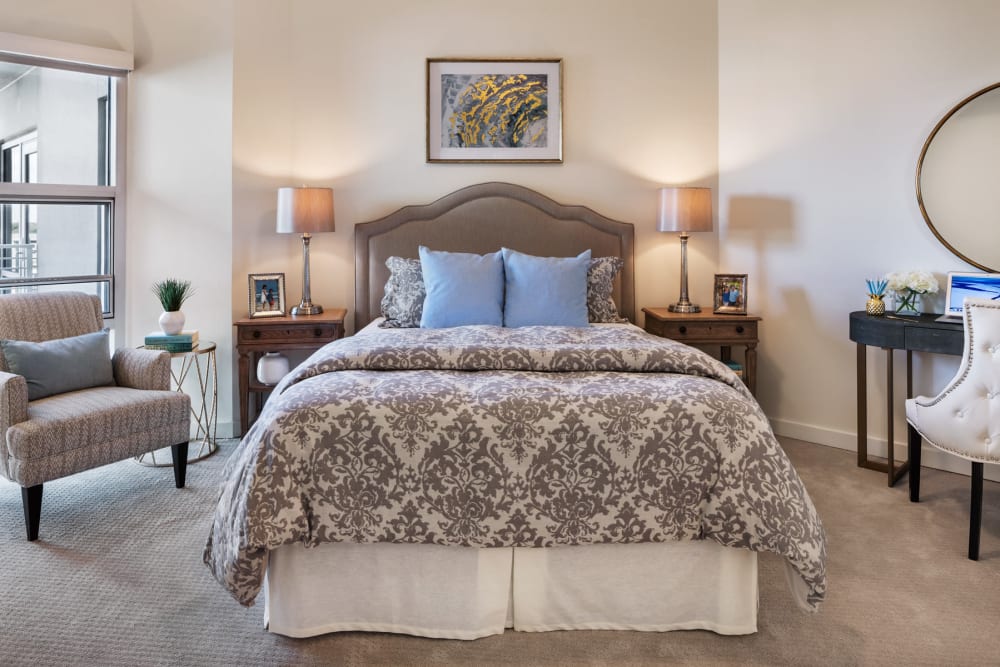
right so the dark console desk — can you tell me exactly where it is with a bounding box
[848,312,963,486]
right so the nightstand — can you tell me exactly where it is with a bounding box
[641,308,761,396]
[234,309,347,435]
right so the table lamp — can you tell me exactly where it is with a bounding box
[658,186,713,313]
[277,186,335,315]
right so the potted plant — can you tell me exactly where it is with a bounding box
[152,278,194,334]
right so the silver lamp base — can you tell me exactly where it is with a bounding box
[291,232,323,317]
[668,302,701,313]
[291,304,323,316]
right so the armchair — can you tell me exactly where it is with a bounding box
[0,291,191,541]
[906,297,1000,559]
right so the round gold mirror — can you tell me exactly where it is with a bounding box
[916,82,1000,272]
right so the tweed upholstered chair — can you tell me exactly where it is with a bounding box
[0,291,191,541]
[907,297,1000,560]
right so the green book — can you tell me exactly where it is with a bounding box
[144,329,199,345]
[144,342,194,353]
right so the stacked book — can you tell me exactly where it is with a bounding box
[144,330,199,353]
[724,359,744,379]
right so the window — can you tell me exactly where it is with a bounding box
[1,130,38,277]
[0,37,131,317]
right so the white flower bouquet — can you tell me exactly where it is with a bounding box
[885,270,938,314]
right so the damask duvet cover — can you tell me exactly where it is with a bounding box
[205,324,827,612]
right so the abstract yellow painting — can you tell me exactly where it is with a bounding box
[427,59,562,163]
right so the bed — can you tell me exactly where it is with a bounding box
[204,182,826,639]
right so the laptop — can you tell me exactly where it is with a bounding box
[935,272,1000,323]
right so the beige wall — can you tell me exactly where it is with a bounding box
[718,0,1000,479]
[129,0,234,434]
[232,0,721,338]
[0,0,133,53]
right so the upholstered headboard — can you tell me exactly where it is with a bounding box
[354,182,636,328]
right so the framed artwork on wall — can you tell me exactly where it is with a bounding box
[426,58,563,163]
[248,272,286,318]
[713,274,748,315]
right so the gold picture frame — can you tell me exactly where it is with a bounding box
[426,58,563,163]
[713,274,748,315]
[248,273,286,318]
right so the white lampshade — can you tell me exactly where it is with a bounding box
[657,187,713,233]
[276,187,335,234]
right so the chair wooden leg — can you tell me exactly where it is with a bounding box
[21,484,42,541]
[908,424,922,502]
[171,442,189,489]
[969,462,984,561]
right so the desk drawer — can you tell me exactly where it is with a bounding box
[238,324,340,345]
[904,325,964,355]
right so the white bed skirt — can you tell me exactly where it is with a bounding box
[264,540,758,639]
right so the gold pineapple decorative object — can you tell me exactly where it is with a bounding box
[866,294,886,316]
[865,278,888,316]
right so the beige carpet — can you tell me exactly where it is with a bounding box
[1,436,998,666]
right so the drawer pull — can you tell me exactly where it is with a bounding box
[252,330,261,339]
[314,328,323,337]
[678,325,687,334]
[736,326,744,334]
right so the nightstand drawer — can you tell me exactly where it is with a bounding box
[645,318,756,342]
[238,323,340,345]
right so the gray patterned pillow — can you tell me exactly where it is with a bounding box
[587,256,628,323]
[379,256,425,328]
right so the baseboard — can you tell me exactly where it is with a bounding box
[192,420,236,441]
[770,418,1000,483]
[216,420,236,440]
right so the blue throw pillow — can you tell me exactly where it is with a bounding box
[419,246,505,328]
[502,248,591,327]
[1,330,114,400]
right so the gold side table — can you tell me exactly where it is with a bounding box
[136,341,219,466]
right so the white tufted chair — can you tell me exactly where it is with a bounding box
[906,297,1000,560]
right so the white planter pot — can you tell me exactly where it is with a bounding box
[257,352,290,385]
[158,310,185,335]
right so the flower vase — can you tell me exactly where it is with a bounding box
[894,290,920,316]
[158,310,185,335]
[866,294,886,316]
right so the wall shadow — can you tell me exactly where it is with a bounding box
[723,196,797,407]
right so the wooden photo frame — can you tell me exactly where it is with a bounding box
[426,58,562,163]
[248,273,286,318]
[713,274,748,315]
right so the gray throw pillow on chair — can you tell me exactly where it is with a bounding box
[1,330,115,400]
